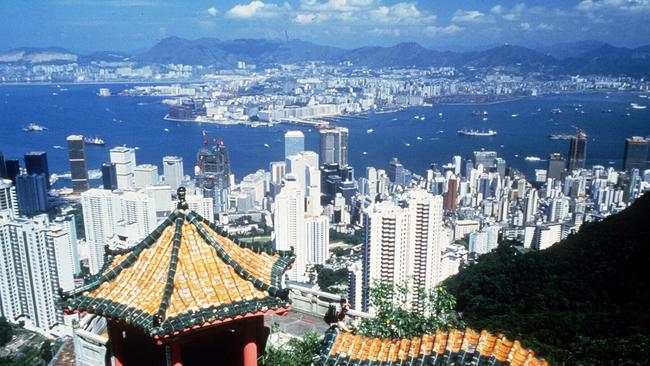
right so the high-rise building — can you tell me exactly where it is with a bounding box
[305,215,329,267]
[568,130,587,171]
[0,212,64,331]
[269,161,286,197]
[320,127,349,166]
[547,153,566,180]
[623,136,649,172]
[0,179,18,216]
[473,151,497,170]
[16,173,48,215]
[115,190,157,242]
[4,160,20,185]
[284,130,305,159]
[452,155,462,176]
[110,146,137,190]
[196,138,231,215]
[443,177,458,211]
[133,164,159,189]
[67,135,90,192]
[273,175,305,281]
[24,152,50,190]
[162,156,184,191]
[524,188,539,224]
[101,163,118,190]
[388,158,405,184]
[81,189,119,274]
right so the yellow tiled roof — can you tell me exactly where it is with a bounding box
[63,210,294,338]
[320,329,548,366]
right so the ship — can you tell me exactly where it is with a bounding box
[471,110,488,116]
[84,136,105,146]
[366,129,374,134]
[549,133,576,140]
[457,129,497,137]
[23,123,47,132]
[630,103,647,110]
[525,156,542,162]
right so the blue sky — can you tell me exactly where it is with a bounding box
[1,0,649,52]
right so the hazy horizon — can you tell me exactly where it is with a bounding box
[2,0,649,53]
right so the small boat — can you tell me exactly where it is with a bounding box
[84,136,105,146]
[52,92,58,96]
[23,123,47,132]
[164,128,169,132]
[457,129,497,137]
[404,143,411,147]
[630,103,647,110]
[53,145,63,150]
[601,109,613,113]
[438,130,444,133]
[511,114,519,117]
[367,129,374,134]
[438,112,443,117]
[362,151,367,155]
[416,136,423,140]
[482,117,488,121]
[263,143,270,148]
[551,108,562,114]
[525,156,541,162]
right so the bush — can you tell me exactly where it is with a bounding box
[259,332,322,366]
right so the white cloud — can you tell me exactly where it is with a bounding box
[491,5,504,14]
[519,22,530,30]
[227,1,283,18]
[577,0,650,12]
[424,24,464,37]
[294,13,319,24]
[207,7,218,16]
[502,3,526,21]
[369,3,436,24]
[452,10,485,22]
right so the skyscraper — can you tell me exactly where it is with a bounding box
[133,164,159,189]
[623,136,649,172]
[0,151,6,179]
[319,127,349,166]
[443,176,458,211]
[273,175,305,281]
[16,173,48,215]
[547,153,566,180]
[568,130,587,171]
[67,135,90,192]
[388,158,404,183]
[162,156,184,191]
[101,163,118,190]
[110,146,137,190]
[4,160,20,185]
[81,189,119,274]
[524,188,539,224]
[24,151,50,189]
[196,137,231,215]
[284,130,305,159]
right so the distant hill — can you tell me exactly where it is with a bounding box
[2,37,650,77]
[445,193,650,364]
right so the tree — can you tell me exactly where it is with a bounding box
[356,280,463,339]
[259,331,322,366]
[39,342,52,363]
[0,317,12,347]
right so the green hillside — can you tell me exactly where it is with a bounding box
[445,193,650,365]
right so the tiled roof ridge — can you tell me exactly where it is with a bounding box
[185,210,291,300]
[319,328,549,366]
[154,213,184,325]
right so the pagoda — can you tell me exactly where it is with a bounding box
[62,187,294,366]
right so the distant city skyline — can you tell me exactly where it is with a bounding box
[1,1,649,52]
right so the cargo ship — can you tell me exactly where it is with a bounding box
[457,129,497,136]
[84,136,105,146]
[23,123,47,132]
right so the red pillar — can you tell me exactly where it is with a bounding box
[108,321,125,366]
[171,341,182,366]
[243,317,259,366]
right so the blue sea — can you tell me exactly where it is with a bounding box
[0,84,648,188]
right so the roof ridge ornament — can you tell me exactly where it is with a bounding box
[177,187,188,210]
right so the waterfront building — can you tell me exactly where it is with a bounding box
[284,130,305,159]
[24,151,50,189]
[67,135,90,192]
[196,138,231,215]
[133,164,159,189]
[162,156,184,191]
[101,163,118,191]
[0,212,64,331]
[319,127,349,166]
[16,173,48,215]
[568,130,588,171]
[547,153,566,180]
[623,136,649,172]
[110,146,137,190]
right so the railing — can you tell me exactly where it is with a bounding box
[286,283,372,319]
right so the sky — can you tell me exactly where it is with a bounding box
[1,0,649,52]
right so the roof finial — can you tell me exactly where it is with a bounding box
[177,187,188,210]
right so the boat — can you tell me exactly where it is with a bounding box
[84,136,105,146]
[548,133,575,140]
[525,156,541,162]
[511,114,519,117]
[601,109,613,113]
[472,110,488,116]
[263,143,270,148]
[457,129,497,137]
[23,123,47,132]
[630,103,647,110]
[53,145,64,150]
[404,143,411,147]
[438,112,443,117]
[164,128,169,132]
[551,108,562,114]
[362,151,368,155]
[416,136,423,140]
[367,129,374,134]
[482,117,488,121]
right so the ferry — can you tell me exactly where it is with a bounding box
[630,103,647,110]
[84,136,105,146]
[23,123,47,132]
[525,156,542,162]
[548,133,575,140]
[457,129,497,137]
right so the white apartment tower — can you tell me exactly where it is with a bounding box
[109,146,137,190]
[81,189,119,274]
[273,175,306,281]
[0,179,18,216]
[162,156,184,191]
[133,164,159,189]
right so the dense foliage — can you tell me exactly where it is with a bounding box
[329,229,363,245]
[259,331,322,366]
[0,318,12,347]
[445,193,650,365]
[316,267,349,293]
[357,281,463,339]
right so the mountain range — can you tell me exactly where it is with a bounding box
[2,37,649,77]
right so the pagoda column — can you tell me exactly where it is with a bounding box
[171,341,182,366]
[108,321,125,366]
[242,317,260,366]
